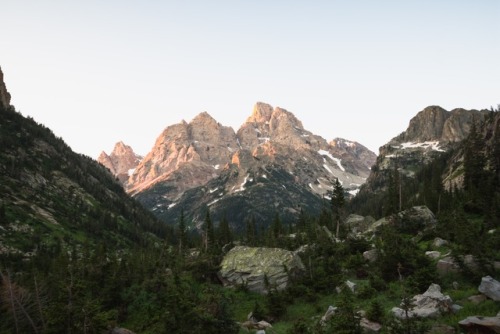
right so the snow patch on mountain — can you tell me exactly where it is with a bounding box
[234,174,250,193]
[207,198,220,206]
[399,141,445,152]
[318,149,345,171]
[323,164,334,175]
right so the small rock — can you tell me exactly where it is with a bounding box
[109,328,136,334]
[452,304,463,313]
[432,237,449,249]
[468,295,487,305]
[452,281,459,290]
[321,305,338,323]
[363,249,378,263]
[425,251,441,259]
[346,280,357,293]
[336,280,357,294]
[437,257,460,276]
[426,324,455,334]
[360,317,382,333]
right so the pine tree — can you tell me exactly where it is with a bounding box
[296,208,307,232]
[218,213,233,246]
[464,119,486,193]
[0,202,7,226]
[245,215,257,246]
[386,159,401,215]
[203,210,215,252]
[177,210,187,253]
[331,178,345,239]
[272,212,283,239]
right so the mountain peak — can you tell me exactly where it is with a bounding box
[0,66,12,109]
[97,142,142,184]
[271,106,304,130]
[401,105,449,142]
[111,141,136,156]
[246,102,274,123]
[191,111,217,125]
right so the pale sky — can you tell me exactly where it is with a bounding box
[2,1,499,158]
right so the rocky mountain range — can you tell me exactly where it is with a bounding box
[100,102,376,228]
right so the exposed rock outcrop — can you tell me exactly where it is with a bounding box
[367,205,436,233]
[219,246,305,294]
[392,283,454,319]
[98,142,142,184]
[0,66,12,109]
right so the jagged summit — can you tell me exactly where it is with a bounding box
[0,66,12,109]
[98,141,142,184]
[245,102,274,123]
[238,103,309,150]
[127,112,238,196]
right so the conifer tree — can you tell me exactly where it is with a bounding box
[0,202,7,226]
[245,215,257,246]
[386,159,401,215]
[203,210,215,252]
[272,212,283,239]
[218,213,232,245]
[330,178,345,238]
[177,209,187,253]
[464,119,486,193]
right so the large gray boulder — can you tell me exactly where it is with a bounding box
[345,214,375,234]
[392,283,453,319]
[397,206,436,230]
[478,276,500,301]
[219,246,305,294]
[366,206,436,233]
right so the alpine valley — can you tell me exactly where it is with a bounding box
[1,65,500,334]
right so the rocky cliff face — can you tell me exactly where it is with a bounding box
[391,106,485,145]
[0,67,12,109]
[378,106,488,176]
[98,142,142,184]
[352,105,489,217]
[127,102,376,228]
